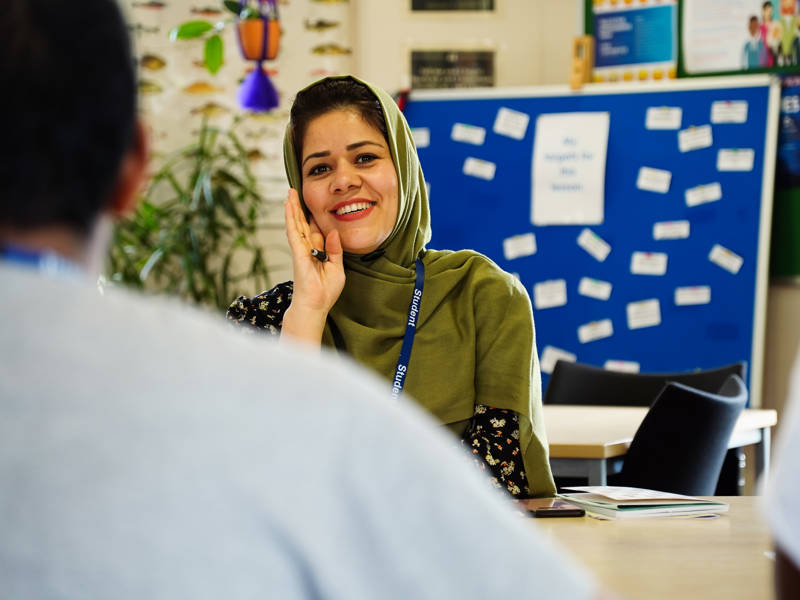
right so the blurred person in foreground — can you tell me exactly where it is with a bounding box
[764,351,800,599]
[0,0,605,598]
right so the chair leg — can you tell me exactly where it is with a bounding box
[714,449,745,495]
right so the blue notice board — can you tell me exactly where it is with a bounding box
[404,75,779,405]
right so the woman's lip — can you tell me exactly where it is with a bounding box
[331,204,376,222]
[330,198,373,212]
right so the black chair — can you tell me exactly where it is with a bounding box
[544,360,748,493]
[608,374,748,496]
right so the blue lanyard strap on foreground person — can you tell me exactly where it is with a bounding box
[0,245,82,278]
[391,257,425,399]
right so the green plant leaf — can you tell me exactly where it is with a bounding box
[169,20,214,41]
[223,0,241,15]
[204,35,224,74]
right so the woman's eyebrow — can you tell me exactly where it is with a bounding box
[302,140,384,167]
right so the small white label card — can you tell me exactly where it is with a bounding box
[411,127,430,148]
[462,157,496,181]
[678,124,713,153]
[578,277,612,300]
[604,359,641,373]
[627,298,661,330]
[502,232,537,261]
[631,251,668,276]
[451,123,486,145]
[675,285,711,305]
[578,319,614,343]
[645,106,682,130]
[540,345,577,374]
[636,166,672,194]
[709,244,743,274]
[534,279,568,310]
[577,228,612,262]
[653,220,690,240]
[685,182,722,207]
[493,107,530,140]
[711,100,748,124]
[717,148,755,172]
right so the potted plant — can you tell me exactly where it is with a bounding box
[106,117,283,311]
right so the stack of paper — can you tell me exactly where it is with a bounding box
[557,486,729,520]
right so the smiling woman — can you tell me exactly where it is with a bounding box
[226,76,556,499]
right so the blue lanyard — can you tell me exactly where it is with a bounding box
[391,257,425,399]
[0,245,82,277]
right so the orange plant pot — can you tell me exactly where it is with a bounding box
[237,19,280,61]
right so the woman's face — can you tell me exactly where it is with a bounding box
[300,108,399,255]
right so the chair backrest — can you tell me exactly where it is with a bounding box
[615,374,748,496]
[543,360,747,407]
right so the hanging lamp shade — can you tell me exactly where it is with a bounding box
[235,0,280,112]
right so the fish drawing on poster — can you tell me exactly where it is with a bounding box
[531,112,610,225]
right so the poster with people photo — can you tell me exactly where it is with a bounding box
[683,0,800,74]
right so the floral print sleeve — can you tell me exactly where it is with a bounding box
[225,281,293,335]
[462,405,530,498]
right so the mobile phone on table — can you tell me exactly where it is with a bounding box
[517,498,586,518]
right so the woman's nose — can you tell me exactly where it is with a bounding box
[331,161,360,193]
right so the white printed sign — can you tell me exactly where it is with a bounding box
[411,127,430,148]
[636,167,672,193]
[493,107,530,140]
[678,124,713,153]
[711,100,748,124]
[578,319,614,343]
[675,286,711,305]
[577,228,611,262]
[451,123,486,145]
[627,299,661,330]
[709,244,743,274]
[685,182,722,207]
[604,359,641,373]
[653,220,690,240]
[462,157,496,181]
[534,279,568,310]
[578,277,612,300]
[540,345,577,374]
[645,106,682,130]
[631,251,668,276]
[717,149,754,172]
[502,233,537,261]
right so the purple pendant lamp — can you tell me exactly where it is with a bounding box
[236,0,280,112]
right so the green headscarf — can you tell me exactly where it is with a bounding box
[283,75,555,496]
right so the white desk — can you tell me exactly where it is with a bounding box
[544,405,777,485]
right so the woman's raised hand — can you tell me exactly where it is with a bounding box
[280,188,345,346]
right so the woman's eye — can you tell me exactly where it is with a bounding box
[307,164,329,176]
[355,153,378,164]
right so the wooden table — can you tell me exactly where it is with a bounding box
[544,405,778,486]
[531,497,773,600]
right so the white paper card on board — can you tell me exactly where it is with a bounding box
[717,149,754,171]
[645,106,682,130]
[534,279,568,310]
[675,286,711,305]
[636,166,672,193]
[577,228,611,262]
[502,232,537,261]
[451,123,486,145]
[711,100,748,124]
[653,220,690,240]
[685,182,722,207]
[578,319,614,343]
[540,345,577,374]
[494,107,530,140]
[578,277,612,300]
[531,112,609,225]
[631,251,668,275]
[709,244,743,274]
[411,127,430,148]
[462,157,496,180]
[678,124,713,153]
[604,359,641,373]
[627,299,661,330]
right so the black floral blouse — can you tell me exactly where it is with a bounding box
[227,282,531,498]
